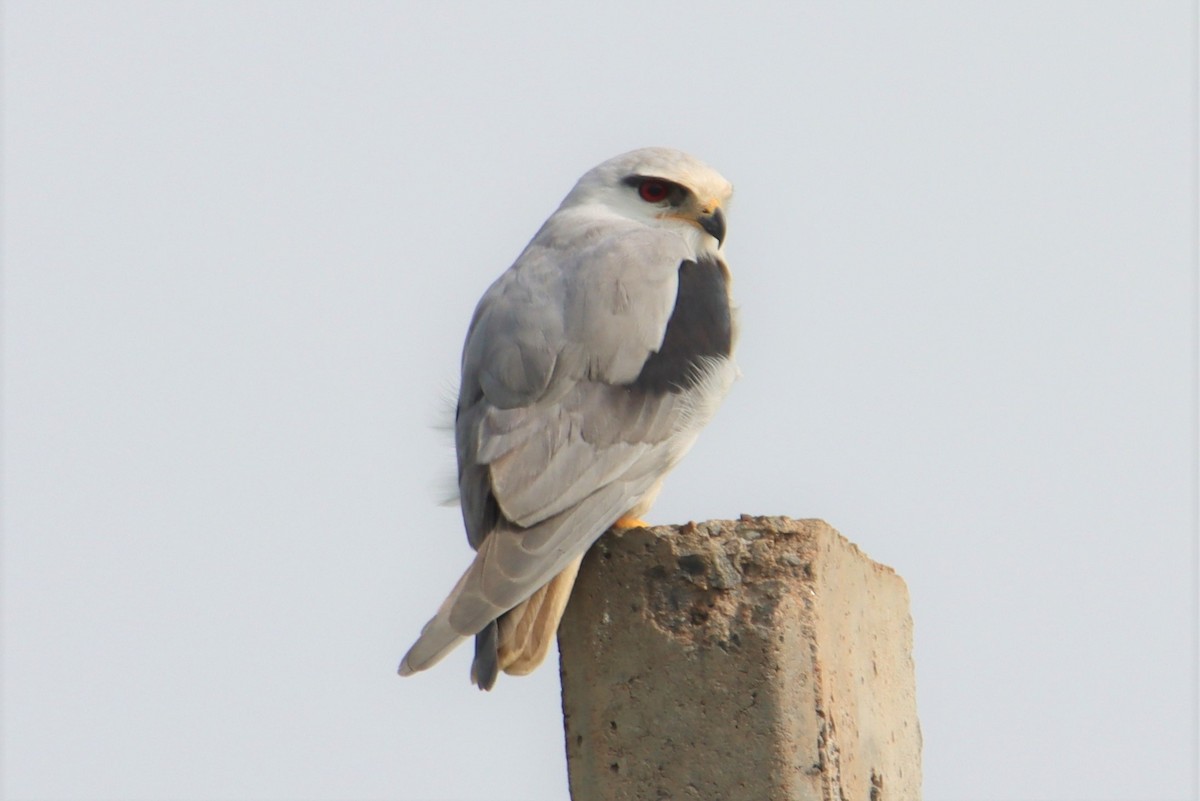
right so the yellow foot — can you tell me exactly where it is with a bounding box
[613,516,649,530]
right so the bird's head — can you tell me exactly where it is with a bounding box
[561,147,733,255]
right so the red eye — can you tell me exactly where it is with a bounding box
[638,179,670,203]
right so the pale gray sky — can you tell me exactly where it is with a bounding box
[3,3,1196,800]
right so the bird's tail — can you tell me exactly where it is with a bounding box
[399,489,631,683]
[398,553,585,688]
[470,555,583,689]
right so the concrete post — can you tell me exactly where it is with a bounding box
[558,516,921,801]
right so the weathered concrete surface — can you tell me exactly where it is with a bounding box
[558,516,921,801]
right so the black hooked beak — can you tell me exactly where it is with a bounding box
[698,207,726,247]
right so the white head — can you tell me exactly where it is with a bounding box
[559,147,733,255]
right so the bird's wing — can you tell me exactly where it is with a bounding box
[468,219,685,403]
[456,219,689,544]
[449,380,705,620]
[400,221,722,675]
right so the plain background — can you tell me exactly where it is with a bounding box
[3,3,1196,800]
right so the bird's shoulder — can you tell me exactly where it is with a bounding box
[462,211,697,409]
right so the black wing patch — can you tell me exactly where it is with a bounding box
[629,256,732,395]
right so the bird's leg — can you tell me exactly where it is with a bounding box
[613,516,649,530]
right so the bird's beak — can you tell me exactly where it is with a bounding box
[698,206,726,247]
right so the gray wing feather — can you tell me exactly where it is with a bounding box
[401,404,677,674]
[400,218,707,675]
[456,218,690,544]
[478,381,682,525]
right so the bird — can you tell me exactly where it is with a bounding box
[399,147,738,690]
